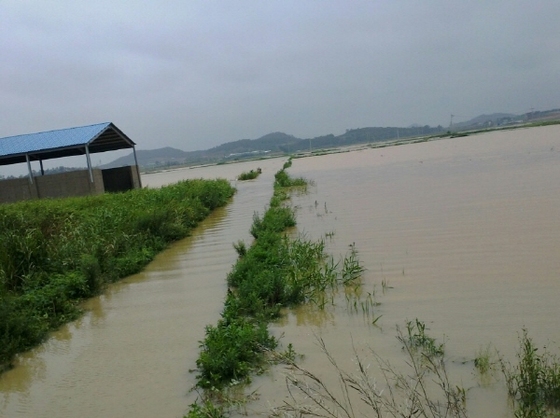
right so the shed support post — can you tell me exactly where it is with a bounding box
[132,145,142,188]
[26,154,33,184]
[85,145,94,183]
[40,160,45,176]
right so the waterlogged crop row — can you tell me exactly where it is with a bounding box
[0,179,235,370]
[188,161,365,417]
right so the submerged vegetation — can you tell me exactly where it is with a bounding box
[0,179,235,371]
[403,318,445,358]
[237,168,261,181]
[277,322,560,418]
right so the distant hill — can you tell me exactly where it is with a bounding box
[453,113,519,129]
[453,108,560,129]
[102,147,207,169]
[206,132,300,156]
[102,133,304,170]
[103,108,560,170]
[104,126,446,170]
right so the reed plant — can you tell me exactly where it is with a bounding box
[274,329,466,418]
[341,243,365,285]
[0,179,235,370]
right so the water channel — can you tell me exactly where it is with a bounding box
[1,126,559,417]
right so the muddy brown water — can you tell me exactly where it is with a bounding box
[1,126,559,417]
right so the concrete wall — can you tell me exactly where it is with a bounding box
[0,165,141,203]
[0,166,141,204]
[0,177,38,203]
[35,169,105,199]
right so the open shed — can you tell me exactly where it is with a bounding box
[0,122,142,203]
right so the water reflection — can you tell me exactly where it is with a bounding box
[277,304,336,328]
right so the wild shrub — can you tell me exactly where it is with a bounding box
[79,254,102,294]
[232,240,247,257]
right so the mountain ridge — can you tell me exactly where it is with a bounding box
[104,109,560,169]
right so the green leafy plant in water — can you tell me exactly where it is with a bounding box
[195,316,277,390]
[270,342,301,365]
[341,243,364,285]
[403,318,445,357]
[324,230,335,239]
[501,329,560,417]
[345,286,379,323]
[474,344,495,375]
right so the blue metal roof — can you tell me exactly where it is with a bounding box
[0,122,135,166]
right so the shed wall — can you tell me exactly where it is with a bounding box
[0,177,38,203]
[0,168,131,204]
[35,169,105,199]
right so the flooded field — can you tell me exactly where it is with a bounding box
[0,159,285,418]
[257,125,560,417]
[1,126,559,417]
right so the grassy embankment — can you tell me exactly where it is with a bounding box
[187,160,366,417]
[0,179,235,371]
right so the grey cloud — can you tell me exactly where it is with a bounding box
[1,0,559,154]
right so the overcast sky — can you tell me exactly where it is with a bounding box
[2,0,559,153]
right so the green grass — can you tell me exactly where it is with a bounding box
[0,179,235,370]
